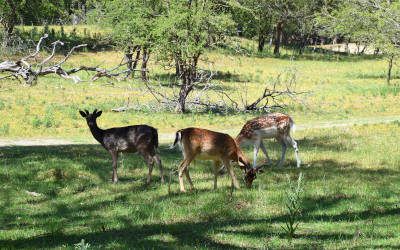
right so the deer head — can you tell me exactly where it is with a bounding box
[243,165,264,188]
[79,109,102,127]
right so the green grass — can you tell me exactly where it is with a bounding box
[1,43,400,138]
[0,123,399,249]
[1,33,399,248]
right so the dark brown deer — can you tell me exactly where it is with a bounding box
[79,109,164,184]
[236,113,301,168]
[171,127,258,192]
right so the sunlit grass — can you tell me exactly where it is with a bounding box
[0,123,399,248]
[0,45,399,138]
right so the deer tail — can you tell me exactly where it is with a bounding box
[170,130,182,149]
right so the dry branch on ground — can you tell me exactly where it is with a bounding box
[0,34,143,85]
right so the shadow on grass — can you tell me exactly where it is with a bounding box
[216,45,384,62]
[152,71,246,84]
[0,139,399,248]
[0,204,396,249]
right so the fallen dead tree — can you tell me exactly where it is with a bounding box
[0,34,145,85]
[128,68,308,113]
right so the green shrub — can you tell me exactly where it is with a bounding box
[0,124,10,135]
[0,99,5,110]
[31,116,42,128]
[281,173,304,241]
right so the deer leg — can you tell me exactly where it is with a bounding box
[213,160,221,190]
[287,136,301,168]
[260,141,271,165]
[144,153,154,185]
[110,151,118,183]
[277,140,287,168]
[253,139,261,167]
[184,167,195,191]
[224,160,240,189]
[153,154,164,183]
[178,157,194,192]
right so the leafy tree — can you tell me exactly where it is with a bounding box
[153,0,234,112]
[92,0,163,80]
[231,0,274,52]
[232,0,324,54]
[0,0,72,42]
[268,0,323,55]
[317,0,400,84]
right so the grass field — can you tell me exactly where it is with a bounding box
[1,41,400,139]
[1,30,400,249]
[0,123,399,249]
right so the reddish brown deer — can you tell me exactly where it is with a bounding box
[171,127,257,192]
[79,109,164,184]
[236,113,301,168]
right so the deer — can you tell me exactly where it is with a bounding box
[236,113,301,168]
[79,109,164,184]
[171,127,261,192]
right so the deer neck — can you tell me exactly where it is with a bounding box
[88,120,104,144]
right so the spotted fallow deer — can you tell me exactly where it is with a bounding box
[236,113,301,168]
[79,109,164,184]
[171,127,256,192]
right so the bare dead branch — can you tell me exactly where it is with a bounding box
[21,34,48,61]
[0,36,140,85]
[40,40,64,66]
[57,44,87,66]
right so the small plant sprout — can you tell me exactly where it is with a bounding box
[281,172,304,241]
[74,239,90,250]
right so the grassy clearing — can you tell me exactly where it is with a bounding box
[0,123,399,249]
[1,43,400,139]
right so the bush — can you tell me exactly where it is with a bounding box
[281,172,304,241]
[0,124,10,135]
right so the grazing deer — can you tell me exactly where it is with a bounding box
[79,109,164,184]
[171,127,259,192]
[236,113,301,168]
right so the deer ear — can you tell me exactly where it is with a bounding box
[79,110,87,118]
[96,110,102,117]
[256,165,264,174]
[84,109,89,115]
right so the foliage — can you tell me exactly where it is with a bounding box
[317,0,400,83]
[281,172,304,240]
[152,0,235,112]
[90,0,162,50]
[231,0,326,53]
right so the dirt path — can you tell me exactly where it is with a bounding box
[0,116,398,147]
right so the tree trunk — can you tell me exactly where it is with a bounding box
[360,45,366,54]
[131,46,141,78]
[298,36,308,55]
[258,33,265,52]
[273,21,283,55]
[178,84,189,113]
[2,0,18,47]
[175,59,181,77]
[124,46,133,78]
[345,41,349,54]
[177,69,193,113]
[176,56,199,113]
[387,55,394,85]
[141,48,149,81]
